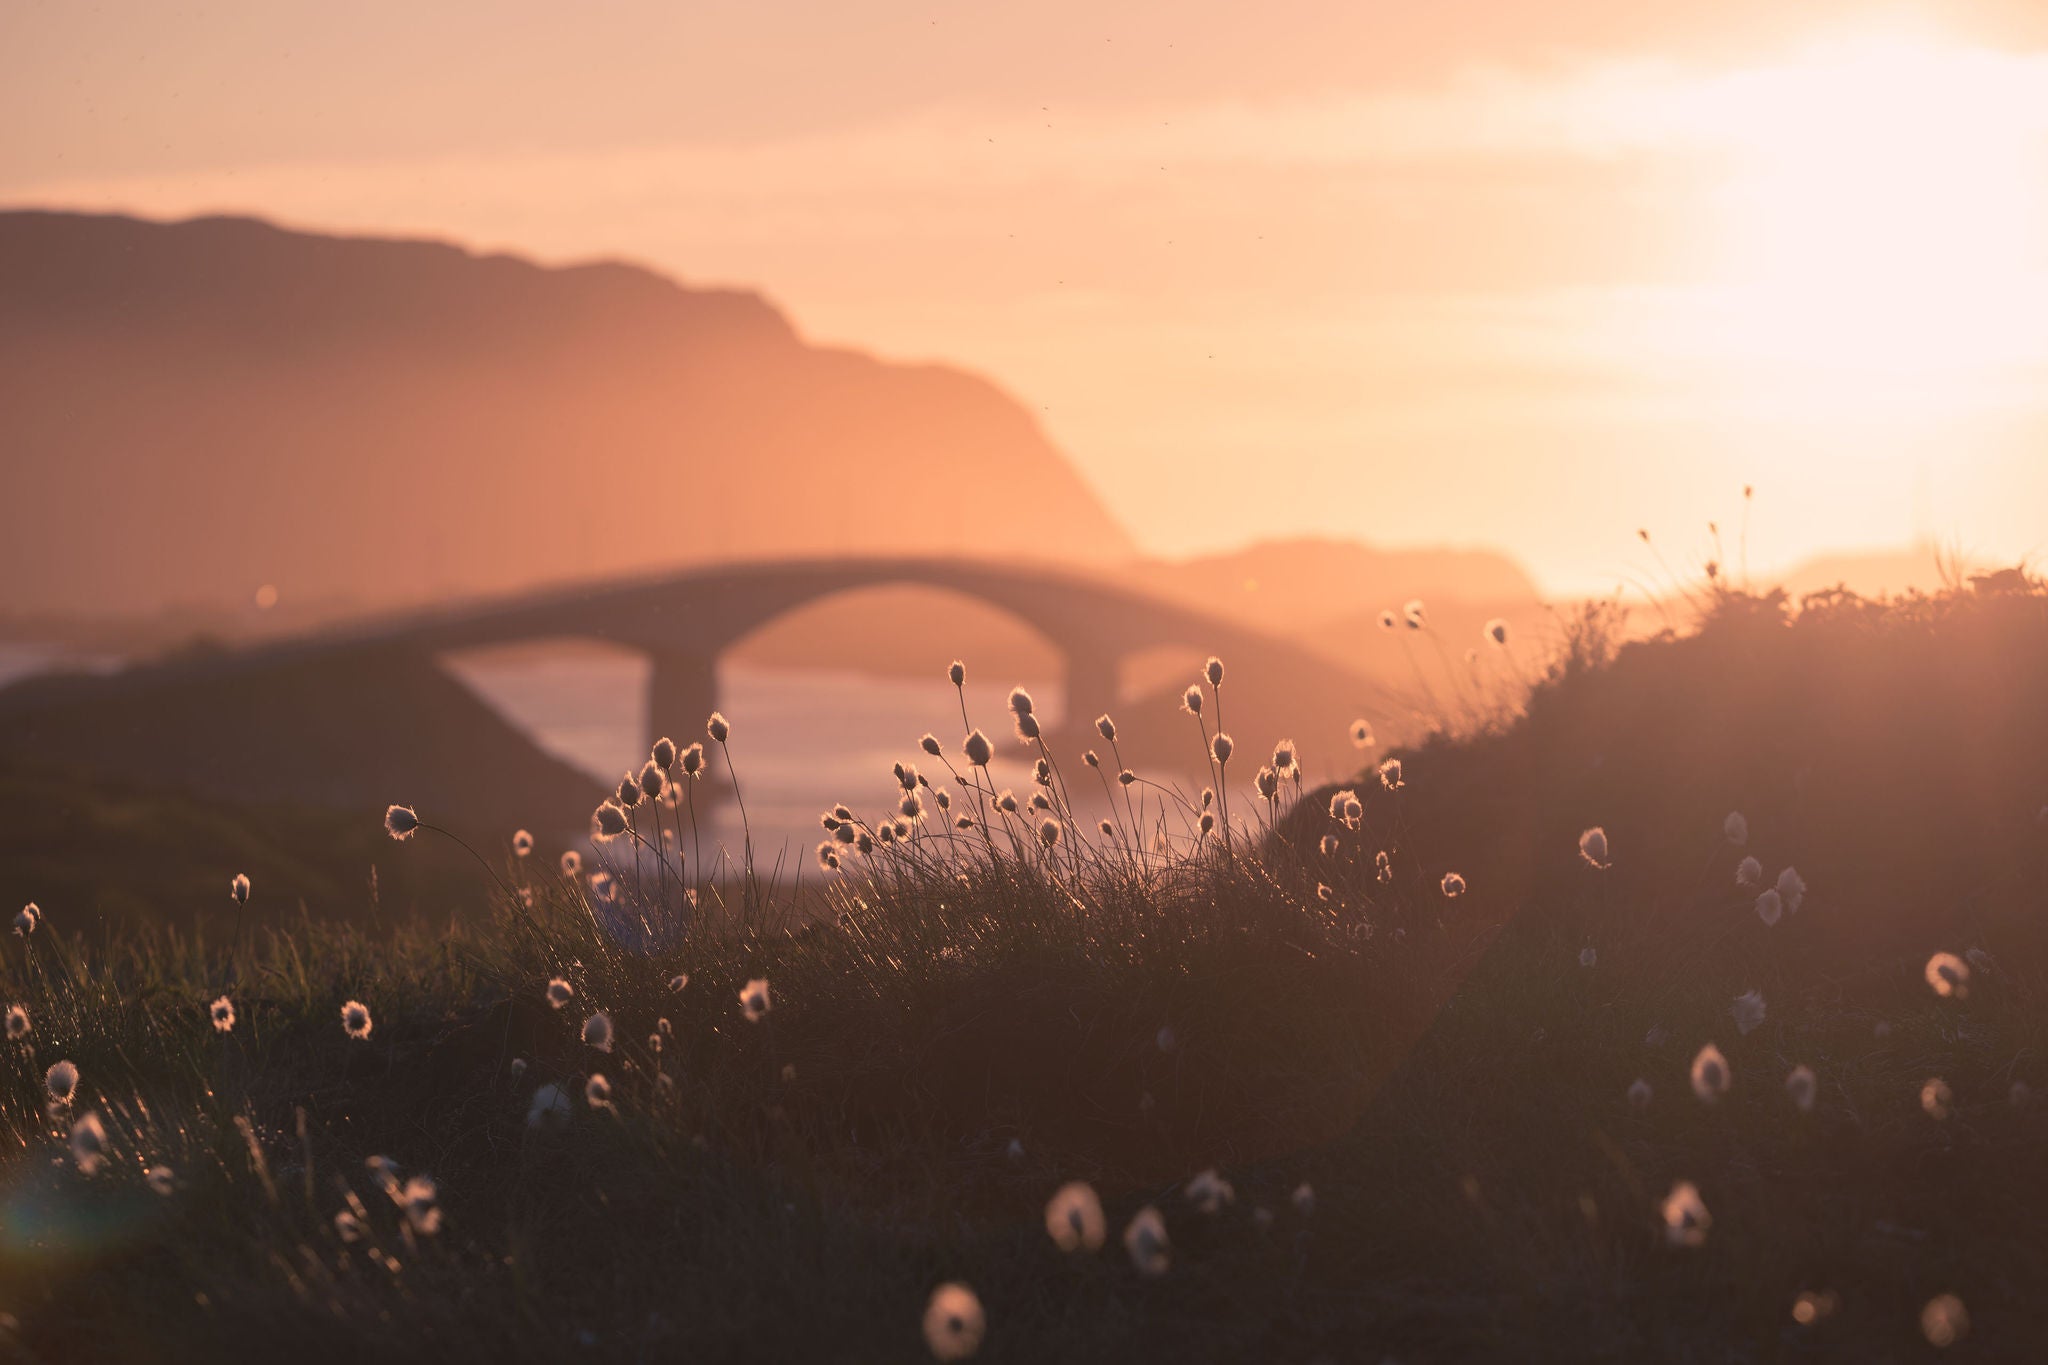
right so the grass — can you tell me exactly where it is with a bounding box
[2,579,2046,1361]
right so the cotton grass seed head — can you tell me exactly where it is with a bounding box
[1007,686,1034,718]
[1786,1065,1817,1113]
[1037,817,1061,847]
[559,850,582,876]
[5,1005,28,1041]
[1723,811,1748,846]
[1921,1293,1969,1348]
[1921,1077,1953,1120]
[1255,766,1279,799]
[527,1083,571,1129]
[46,1059,78,1104]
[1211,732,1232,764]
[1441,872,1466,898]
[948,660,966,686]
[210,995,236,1033]
[592,802,629,840]
[400,1176,441,1235]
[921,733,943,757]
[817,841,841,871]
[70,1112,107,1176]
[1329,790,1362,829]
[585,1073,612,1111]
[1378,757,1403,790]
[1732,989,1767,1036]
[1186,1168,1235,1214]
[616,774,642,807]
[739,978,772,1022]
[1181,685,1203,715]
[230,873,250,905]
[651,735,676,769]
[1736,856,1762,890]
[1349,719,1375,749]
[341,1000,373,1040]
[13,904,38,936]
[681,742,706,775]
[147,1165,175,1197]
[1124,1206,1171,1276]
[1045,1181,1106,1252]
[1095,714,1117,741]
[581,1011,613,1053]
[1205,656,1224,687]
[1661,1181,1710,1247]
[383,805,419,840]
[547,977,574,1009]
[1925,952,1971,999]
[1319,834,1339,857]
[1755,889,1783,927]
[922,1283,985,1362]
[962,730,993,767]
[706,712,730,743]
[1578,826,1610,868]
[1690,1043,1731,1102]
[1486,618,1509,645]
[1775,865,1806,912]
[639,762,665,799]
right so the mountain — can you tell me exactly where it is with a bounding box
[0,210,1134,618]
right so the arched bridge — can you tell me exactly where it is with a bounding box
[0,556,1390,843]
[246,555,1380,759]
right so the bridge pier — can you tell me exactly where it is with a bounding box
[645,647,719,756]
[1063,648,1121,731]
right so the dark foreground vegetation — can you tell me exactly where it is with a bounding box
[3,581,2046,1362]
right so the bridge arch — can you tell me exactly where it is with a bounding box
[632,572,1115,757]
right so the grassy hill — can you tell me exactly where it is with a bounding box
[1,578,2043,1361]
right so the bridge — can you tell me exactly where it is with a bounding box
[0,556,1387,842]
[220,555,1380,754]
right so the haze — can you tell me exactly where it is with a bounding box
[9,1,2048,590]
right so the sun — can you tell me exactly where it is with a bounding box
[1692,32,2048,395]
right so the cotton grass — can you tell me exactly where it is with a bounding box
[1661,1181,1710,1247]
[341,1000,373,1040]
[1690,1044,1730,1102]
[1925,952,1971,999]
[1578,827,1610,869]
[1044,1182,1106,1253]
[1123,1206,1171,1277]
[922,1283,985,1361]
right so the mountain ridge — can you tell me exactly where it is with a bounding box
[0,209,1135,615]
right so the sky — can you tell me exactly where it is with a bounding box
[9,0,2048,593]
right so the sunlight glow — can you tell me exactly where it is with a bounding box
[1694,33,2048,394]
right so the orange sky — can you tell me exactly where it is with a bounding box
[9,0,2048,592]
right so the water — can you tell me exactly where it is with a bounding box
[442,650,1091,863]
[1,639,1141,864]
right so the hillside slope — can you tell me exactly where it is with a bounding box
[0,210,1134,617]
